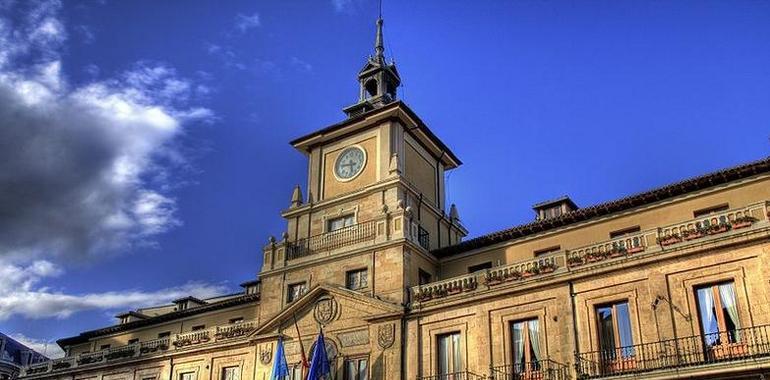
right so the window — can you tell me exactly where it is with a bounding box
[191,325,206,331]
[346,269,368,290]
[180,372,196,380]
[284,365,303,380]
[609,226,641,239]
[221,366,240,380]
[693,204,729,218]
[437,332,462,376]
[696,281,741,346]
[158,332,171,339]
[128,338,139,345]
[287,282,307,303]
[328,214,355,232]
[543,206,562,219]
[229,317,244,324]
[99,344,111,350]
[141,377,156,380]
[533,246,561,256]
[511,319,542,373]
[418,269,432,285]
[344,357,368,380]
[596,301,634,358]
[468,262,492,273]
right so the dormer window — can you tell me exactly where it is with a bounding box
[173,297,207,311]
[532,196,579,221]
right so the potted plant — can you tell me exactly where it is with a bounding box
[539,261,557,274]
[657,234,681,246]
[568,256,584,267]
[609,246,627,258]
[504,270,521,282]
[732,216,757,229]
[682,228,704,241]
[627,244,645,254]
[485,272,503,286]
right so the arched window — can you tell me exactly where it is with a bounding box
[364,79,378,99]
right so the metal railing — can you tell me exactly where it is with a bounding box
[492,360,570,380]
[576,324,770,378]
[287,220,377,260]
[417,371,487,380]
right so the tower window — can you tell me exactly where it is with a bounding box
[287,282,308,303]
[328,214,355,232]
[346,268,368,290]
[364,79,378,98]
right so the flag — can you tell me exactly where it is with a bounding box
[293,314,309,374]
[270,337,289,380]
[306,329,331,380]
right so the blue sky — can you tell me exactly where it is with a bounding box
[0,0,769,356]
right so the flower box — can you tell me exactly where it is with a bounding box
[627,246,644,254]
[539,265,556,274]
[706,224,730,235]
[567,257,584,267]
[732,216,757,230]
[657,236,681,246]
[683,231,704,241]
[708,342,749,360]
[609,250,626,258]
[602,357,637,374]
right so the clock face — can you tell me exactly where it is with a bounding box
[334,146,366,181]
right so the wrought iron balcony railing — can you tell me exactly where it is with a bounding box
[417,371,487,380]
[286,220,377,260]
[491,360,571,380]
[575,324,770,378]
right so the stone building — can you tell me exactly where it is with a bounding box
[1,333,47,380]
[19,17,770,380]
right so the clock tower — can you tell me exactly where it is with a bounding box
[254,20,467,371]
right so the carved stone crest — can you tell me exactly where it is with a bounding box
[260,344,272,365]
[377,323,395,349]
[313,296,339,325]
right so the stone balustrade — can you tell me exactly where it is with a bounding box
[412,201,770,304]
[656,201,767,246]
[22,319,258,376]
[412,273,478,302]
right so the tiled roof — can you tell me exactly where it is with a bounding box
[57,293,260,347]
[433,156,770,258]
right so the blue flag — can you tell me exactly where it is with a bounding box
[270,337,289,380]
[306,330,331,380]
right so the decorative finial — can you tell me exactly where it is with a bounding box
[290,185,303,208]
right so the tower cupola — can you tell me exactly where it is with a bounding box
[343,17,401,117]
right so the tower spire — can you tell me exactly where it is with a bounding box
[375,17,385,61]
[342,13,401,117]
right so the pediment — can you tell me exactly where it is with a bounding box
[252,283,402,338]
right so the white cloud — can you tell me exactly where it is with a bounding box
[235,12,260,32]
[7,333,65,359]
[0,259,228,322]
[0,2,212,261]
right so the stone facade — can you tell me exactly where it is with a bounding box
[19,17,770,380]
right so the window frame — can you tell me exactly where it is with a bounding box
[436,332,462,376]
[418,269,432,285]
[343,356,369,380]
[467,262,492,273]
[533,246,561,256]
[287,282,308,303]
[693,204,730,218]
[345,268,368,290]
[509,318,542,373]
[694,281,742,345]
[327,214,356,232]
[595,301,635,358]
[609,226,641,239]
[191,325,206,331]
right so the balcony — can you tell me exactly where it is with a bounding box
[491,360,571,380]
[412,201,768,304]
[576,324,770,378]
[417,371,487,380]
[21,319,257,376]
[286,219,377,260]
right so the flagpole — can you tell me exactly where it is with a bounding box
[292,314,309,379]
